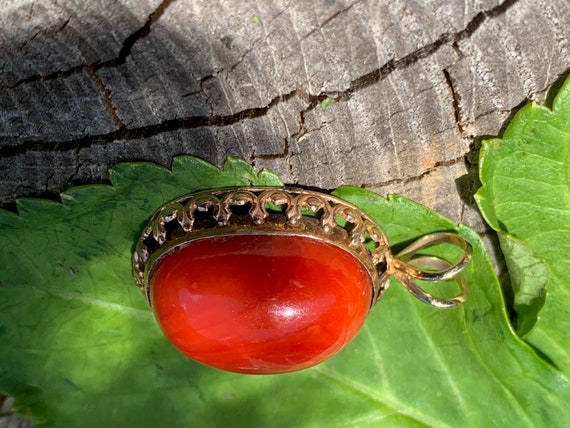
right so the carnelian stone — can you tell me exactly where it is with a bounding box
[150,234,373,374]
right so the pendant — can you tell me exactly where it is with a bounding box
[133,187,471,374]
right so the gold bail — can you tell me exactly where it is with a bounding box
[387,232,472,308]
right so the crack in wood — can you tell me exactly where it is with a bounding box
[2,0,175,89]
[442,68,464,135]
[254,139,290,161]
[298,1,359,43]
[361,155,465,188]
[451,40,464,60]
[66,148,87,186]
[250,100,310,167]
[86,66,124,127]
[0,90,298,157]
[114,0,174,64]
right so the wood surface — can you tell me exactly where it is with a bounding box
[2,0,570,236]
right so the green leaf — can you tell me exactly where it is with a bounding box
[475,74,570,375]
[1,157,569,427]
[497,234,548,338]
[320,97,335,109]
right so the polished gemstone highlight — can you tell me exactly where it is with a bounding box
[150,234,373,374]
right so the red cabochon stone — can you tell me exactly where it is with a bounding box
[150,234,373,374]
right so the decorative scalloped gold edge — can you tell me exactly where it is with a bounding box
[133,187,392,305]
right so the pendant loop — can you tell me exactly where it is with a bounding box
[388,232,472,308]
